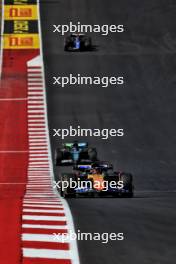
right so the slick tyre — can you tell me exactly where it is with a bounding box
[88,148,97,161]
[55,149,62,166]
[120,174,133,198]
[62,174,76,198]
[84,37,92,50]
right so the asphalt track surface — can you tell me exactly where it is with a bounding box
[40,1,176,263]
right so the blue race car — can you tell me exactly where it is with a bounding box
[64,34,92,51]
[55,141,97,166]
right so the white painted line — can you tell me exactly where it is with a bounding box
[26,188,52,191]
[28,82,43,85]
[27,178,50,180]
[22,224,67,229]
[28,128,46,131]
[28,137,46,139]
[27,179,50,181]
[23,248,70,259]
[29,145,48,148]
[29,140,48,146]
[28,121,45,124]
[27,169,49,171]
[27,184,50,187]
[28,168,50,171]
[29,141,48,146]
[29,139,48,143]
[22,233,67,243]
[29,135,47,138]
[28,164,49,169]
[25,190,52,193]
[23,209,64,213]
[25,185,51,187]
[28,131,46,134]
[27,183,51,186]
[28,68,41,70]
[28,73,42,77]
[28,78,42,81]
[24,195,56,198]
[26,185,51,188]
[27,182,51,184]
[28,158,49,162]
[27,177,50,178]
[27,183,51,185]
[27,178,50,181]
[28,162,49,165]
[27,175,50,177]
[28,97,44,100]
[29,157,49,160]
[28,171,50,174]
[23,204,63,208]
[23,203,62,206]
[26,190,52,193]
[28,105,44,109]
[28,173,49,175]
[25,194,55,196]
[28,152,48,154]
[22,215,66,221]
[28,124,45,127]
[27,176,50,178]
[27,174,50,176]
[27,182,51,185]
[23,201,61,204]
[28,110,45,113]
[28,88,43,91]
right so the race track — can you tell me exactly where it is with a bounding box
[40,1,176,263]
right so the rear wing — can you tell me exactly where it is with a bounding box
[63,142,88,148]
[92,161,113,170]
[74,161,113,171]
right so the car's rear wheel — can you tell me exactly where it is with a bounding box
[84,37,92,50]
[120,173,134,198]
[55,149,62,166]
[61,174,76,198]
[88,148,97,161]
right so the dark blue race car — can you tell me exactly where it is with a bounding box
[64,34,92,51]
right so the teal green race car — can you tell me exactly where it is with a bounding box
[55,141,97,166]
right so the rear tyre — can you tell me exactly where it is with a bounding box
[61,174,76,198]
[88,148,97,161]
[84,37,92,50]
[55,149,62,166]
[120,174,133,198]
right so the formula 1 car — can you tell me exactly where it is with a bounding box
[55,142,97,166]
[64,33,92,51]
[59,161,134,198]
